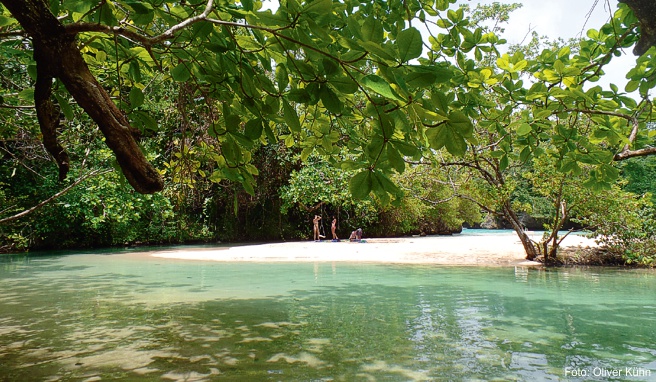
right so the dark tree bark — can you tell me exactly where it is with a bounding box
[619,0,656,55]
[1,0,164,194]
[34,59,69,182]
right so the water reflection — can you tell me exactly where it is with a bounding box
[0,253,654,381]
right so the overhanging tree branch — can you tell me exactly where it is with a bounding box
[2,0,164,194]
[614,146,656,160]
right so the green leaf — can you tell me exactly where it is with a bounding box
[54,94,74,120]
[499,155,509,171]
[379,114,395,137]
[330,76,359,94]
[244,118,263,140]
[241,74,258,97]
[319,84,342,114]
[392,140,420,157]
[447,9,459,22]
[598,163,619,182]
[171,63,191,82]
[321,135,332,152]
[246,10,289,27]
[305,82,321,105]
[403,66,453,88]
[534,109,552,119]
[283,101,302,133]
[231,131,255,149]
[387,145,405,173]
[300,147,313,162]
[349,171,373,200]
[125,0,153,14]
[128,61,142,83]
[426,124,467,156]
[489,150,504,158]
[27,64,37,81]
[18,89,34,102]
[361,75,404,101]
[225,114,241,133]
[132,110,158,132]
[374,187,390,205]
[209,170,223,183]
[222,136,242,164]
[235,35,262,50]
[129,87,144,108]
[241,176,255,196]
[373,171,402,196]
[276,64,289,92]
[322,58,340,76]
[302,0,332,15]
[430,91,451,113]
[0,15,16,27]
[366,137,385,161]
[516,123,532,136]
[362,18,384,43]
[446,111,473,138]
[264,123,277,144]
[397,27,423,62]
[347,17,363,40]
[519,147,531,163]
[284,134,295,147]
[360,41,397,62]
[287,88,312,104]
[625,80,640,93]
[438,15,455,27]
[560,160,581,175]
[192,21,213,40]
[448,128,473,156]
[410,104,447,123]
[583,175,611,191]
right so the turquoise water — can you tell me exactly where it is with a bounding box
[0,250,655,381]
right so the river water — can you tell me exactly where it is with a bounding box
[0,247,655,381]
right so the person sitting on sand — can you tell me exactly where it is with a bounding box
[349,228,363,242]
[331,217,339,241]
[313,215,323,241]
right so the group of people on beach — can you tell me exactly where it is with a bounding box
[312,215,362,242]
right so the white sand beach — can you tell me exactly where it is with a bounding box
[148,231,598,266]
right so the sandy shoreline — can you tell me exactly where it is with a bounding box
[148,231,598,267]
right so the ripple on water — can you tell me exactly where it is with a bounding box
[0,254,655,381]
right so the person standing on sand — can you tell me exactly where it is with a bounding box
[331,217,339,241]
[313,215,322,241]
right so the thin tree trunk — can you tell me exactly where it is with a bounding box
[34,59,69,181]
[0,170,110,225]
[502,202,540,261]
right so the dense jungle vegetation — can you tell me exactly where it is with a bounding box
[1,0,656,266]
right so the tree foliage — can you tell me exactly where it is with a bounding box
[1,0,655,195]
[2,0,656,263]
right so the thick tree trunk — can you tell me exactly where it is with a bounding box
[619,0,656,55]
[2,0,164,194]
